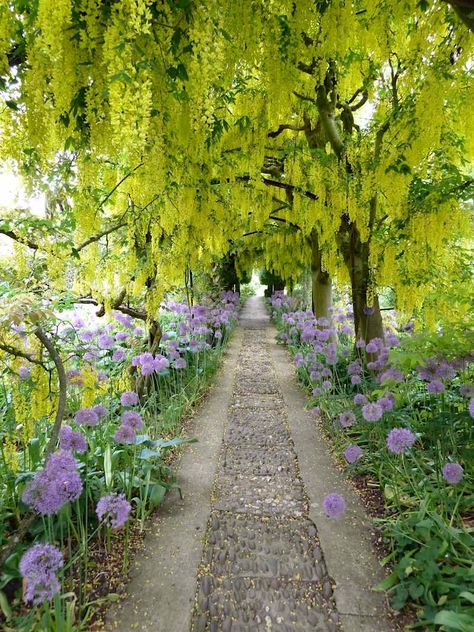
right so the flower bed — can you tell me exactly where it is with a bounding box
[0,291,239,629]
[269,291,473,631]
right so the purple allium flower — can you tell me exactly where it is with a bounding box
[19,365,31,379]
[22,450,83,515]
[347,361,362,376]
[131,355,141,367]
[113,311,133,329]
[19,543,63,605]
[134,326,144,336]
[93,404,108,419]
[75,407,99,426]
[310,406,321,416]
[97,370,107,381]
[339,411,356,428]
[344,445,363,464]
[120,391,139,407]
[365,340,378,354]
[71,315,85,329]
[312,387,322,396]
[378,394,395,412]
[442,462,463,485]
[96,493,131,529]
[322,380,332,390]
[67,369,83,386]
[362,402,383,422]
[83,351,98,361]
[353,393,368,406]
[122,410,144,430]
[379,368,404,384]
[385,333,399,347]
[174,357,187,369]
[469,398,474,419]
[351,375,362,385]
[59,425,87,453]
[112,348,126,362]
[114,424,136,444]
[459,384,474,398]
[153,355,170,372]
[98,334,114,350]
[141,362,155,376]
[322,493,346,519]
[386,428,416,454]
[355,338,366,349]
[427,380,445,394]
[115,332,129,342]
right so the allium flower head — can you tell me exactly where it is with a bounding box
[20,543,63,605]
[387,428,416,454]
[75,407,99,426]
[98,334,114,350]
[351,375,361,385]
[122,410,144,429]
[23,450,83,515]
[19,365,31,379]
[362,402,383,422]
[174,357,187,369]
[469,397,474,420]
[115,332,129,342]
[339,411,356,428]
[112,348,126,362]
[427,380,445,394]
[442,462,463,485]
[459,384,474,398]
[323,493,346,519]
[59,425,87,453]
[114,424,136,444]
[344,445,363,464]
[378,394,395,412]
[379,368,404,384]
[93,404,108,419]
[96,493,131,528]
[353,393,368,406]
[121,391,139,407]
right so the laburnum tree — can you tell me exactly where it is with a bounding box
[0,0,472,346]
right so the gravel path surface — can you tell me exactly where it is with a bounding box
[191,298,340,632]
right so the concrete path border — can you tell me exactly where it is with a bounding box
[106,328,242,632]
[269,324,392,632]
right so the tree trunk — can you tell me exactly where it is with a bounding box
[338,218,384,343]
[309,229,332,320]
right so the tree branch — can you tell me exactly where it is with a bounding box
[268,123,306,138]
[0,341,46,367]
[0,326,67,567]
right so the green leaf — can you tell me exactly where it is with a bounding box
[149,484,166,508]
[28,437,41,466]
[433,610,474,632]
[104,445,112,488]
[374,571,398,592]
[139,447,162,460]
[0,590,12,621]
[459,592,474,605]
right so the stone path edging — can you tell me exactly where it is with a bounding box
[106,328,243,631]
[269,324,392,632]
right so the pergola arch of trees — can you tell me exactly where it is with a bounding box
[0,0,472,346]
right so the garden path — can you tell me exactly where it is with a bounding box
[107,297,391,632]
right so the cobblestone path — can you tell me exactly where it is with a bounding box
[191,298,341,632]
